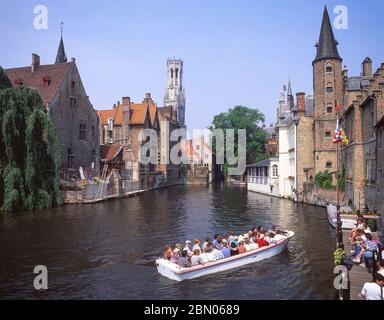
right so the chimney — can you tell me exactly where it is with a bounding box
[122,97,130,105]
[362,57,372,77]
[31,53,40,73]
[143,93,153,103]
[113,103,117,109]
[117,101,120,106]
[123,99,130,128]
[296,92,306,116]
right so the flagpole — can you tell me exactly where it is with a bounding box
[336,109,344,249]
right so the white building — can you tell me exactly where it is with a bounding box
[247,158,279,197]
[277,113,297,200]
[276,82,314,200]
[164,58,186,128]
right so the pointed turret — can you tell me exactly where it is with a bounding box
[55,36,67,64]
[287,80,294,111]
[313,6,341,63]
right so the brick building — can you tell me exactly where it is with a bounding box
[340,58,384,211]
[5,36,100,179]
[157,107,185,184]
[97,93,161,189]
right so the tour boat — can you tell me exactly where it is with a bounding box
[327,204,356,230]
[231,180,246,186]
[156,231,294,281]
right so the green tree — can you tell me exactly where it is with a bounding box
[0,68,12,206]
[25,109,62,209]
[0,66,12,90]
[0,67,61,211]
[208,105,267,166]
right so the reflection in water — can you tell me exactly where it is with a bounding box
[0,185,335,299]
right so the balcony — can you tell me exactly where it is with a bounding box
[248,176,269,185]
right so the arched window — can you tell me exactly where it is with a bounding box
[326,103,333,114]
[272,165,278,177]
[326,82,333,93]
[326,63,333,73]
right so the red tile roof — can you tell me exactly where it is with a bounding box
[5,63,72,104]
[100,144,123,162]
[130,103,149,125]
[97,109,116,125]
[97,99,161,127]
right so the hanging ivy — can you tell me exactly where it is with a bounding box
[0,67,61,211]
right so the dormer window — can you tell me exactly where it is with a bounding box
[14,78,23,86]
[108,118,114,131]
[42,76,51,87]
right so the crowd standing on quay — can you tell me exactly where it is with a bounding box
[162,226,287,268]
[347,215,384,300]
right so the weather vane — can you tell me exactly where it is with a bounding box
[61,21,64,37]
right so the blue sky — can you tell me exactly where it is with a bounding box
[1,0,384,131]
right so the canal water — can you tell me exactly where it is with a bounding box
[0,185,336,299]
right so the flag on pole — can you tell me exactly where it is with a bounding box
[335,100,340,114]
[340,128,349,145]
[333,119,343,144]
[333,119,349,145]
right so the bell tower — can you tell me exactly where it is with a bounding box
[164,58,186,128]
[313,6,343,175]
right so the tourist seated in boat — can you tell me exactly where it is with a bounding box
[268,225,278,236]
[256,233,270,247]
[228,232,236,244]
[249,235,259,250]
[243,234,252,251]
[200,242,217,263]
[211,244,225,260]
[221,239,231,258]
[192,239,202,254]
[212,234,220,247]
[178,250,192,268]
[237,239,246,254]
[202,236,211,252]
[230,241,239,256]
[265,232,277,245]
[163,245,173,261]
[191,248,205,266]
[214,237,224,250]
[230,235,239,248]
[183,240,193,256]
[171,247,180,264]
[173,243,182,254]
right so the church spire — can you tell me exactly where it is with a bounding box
[287,79,294,111]
[313,6,341,63]
[55,22,67,64]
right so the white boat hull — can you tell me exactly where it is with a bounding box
[156,231,294,281]
[327,204,356,230]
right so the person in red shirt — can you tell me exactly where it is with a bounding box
[256,233,270,247]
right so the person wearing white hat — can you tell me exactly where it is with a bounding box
[183,240,193,256]
[360,269,384,300]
